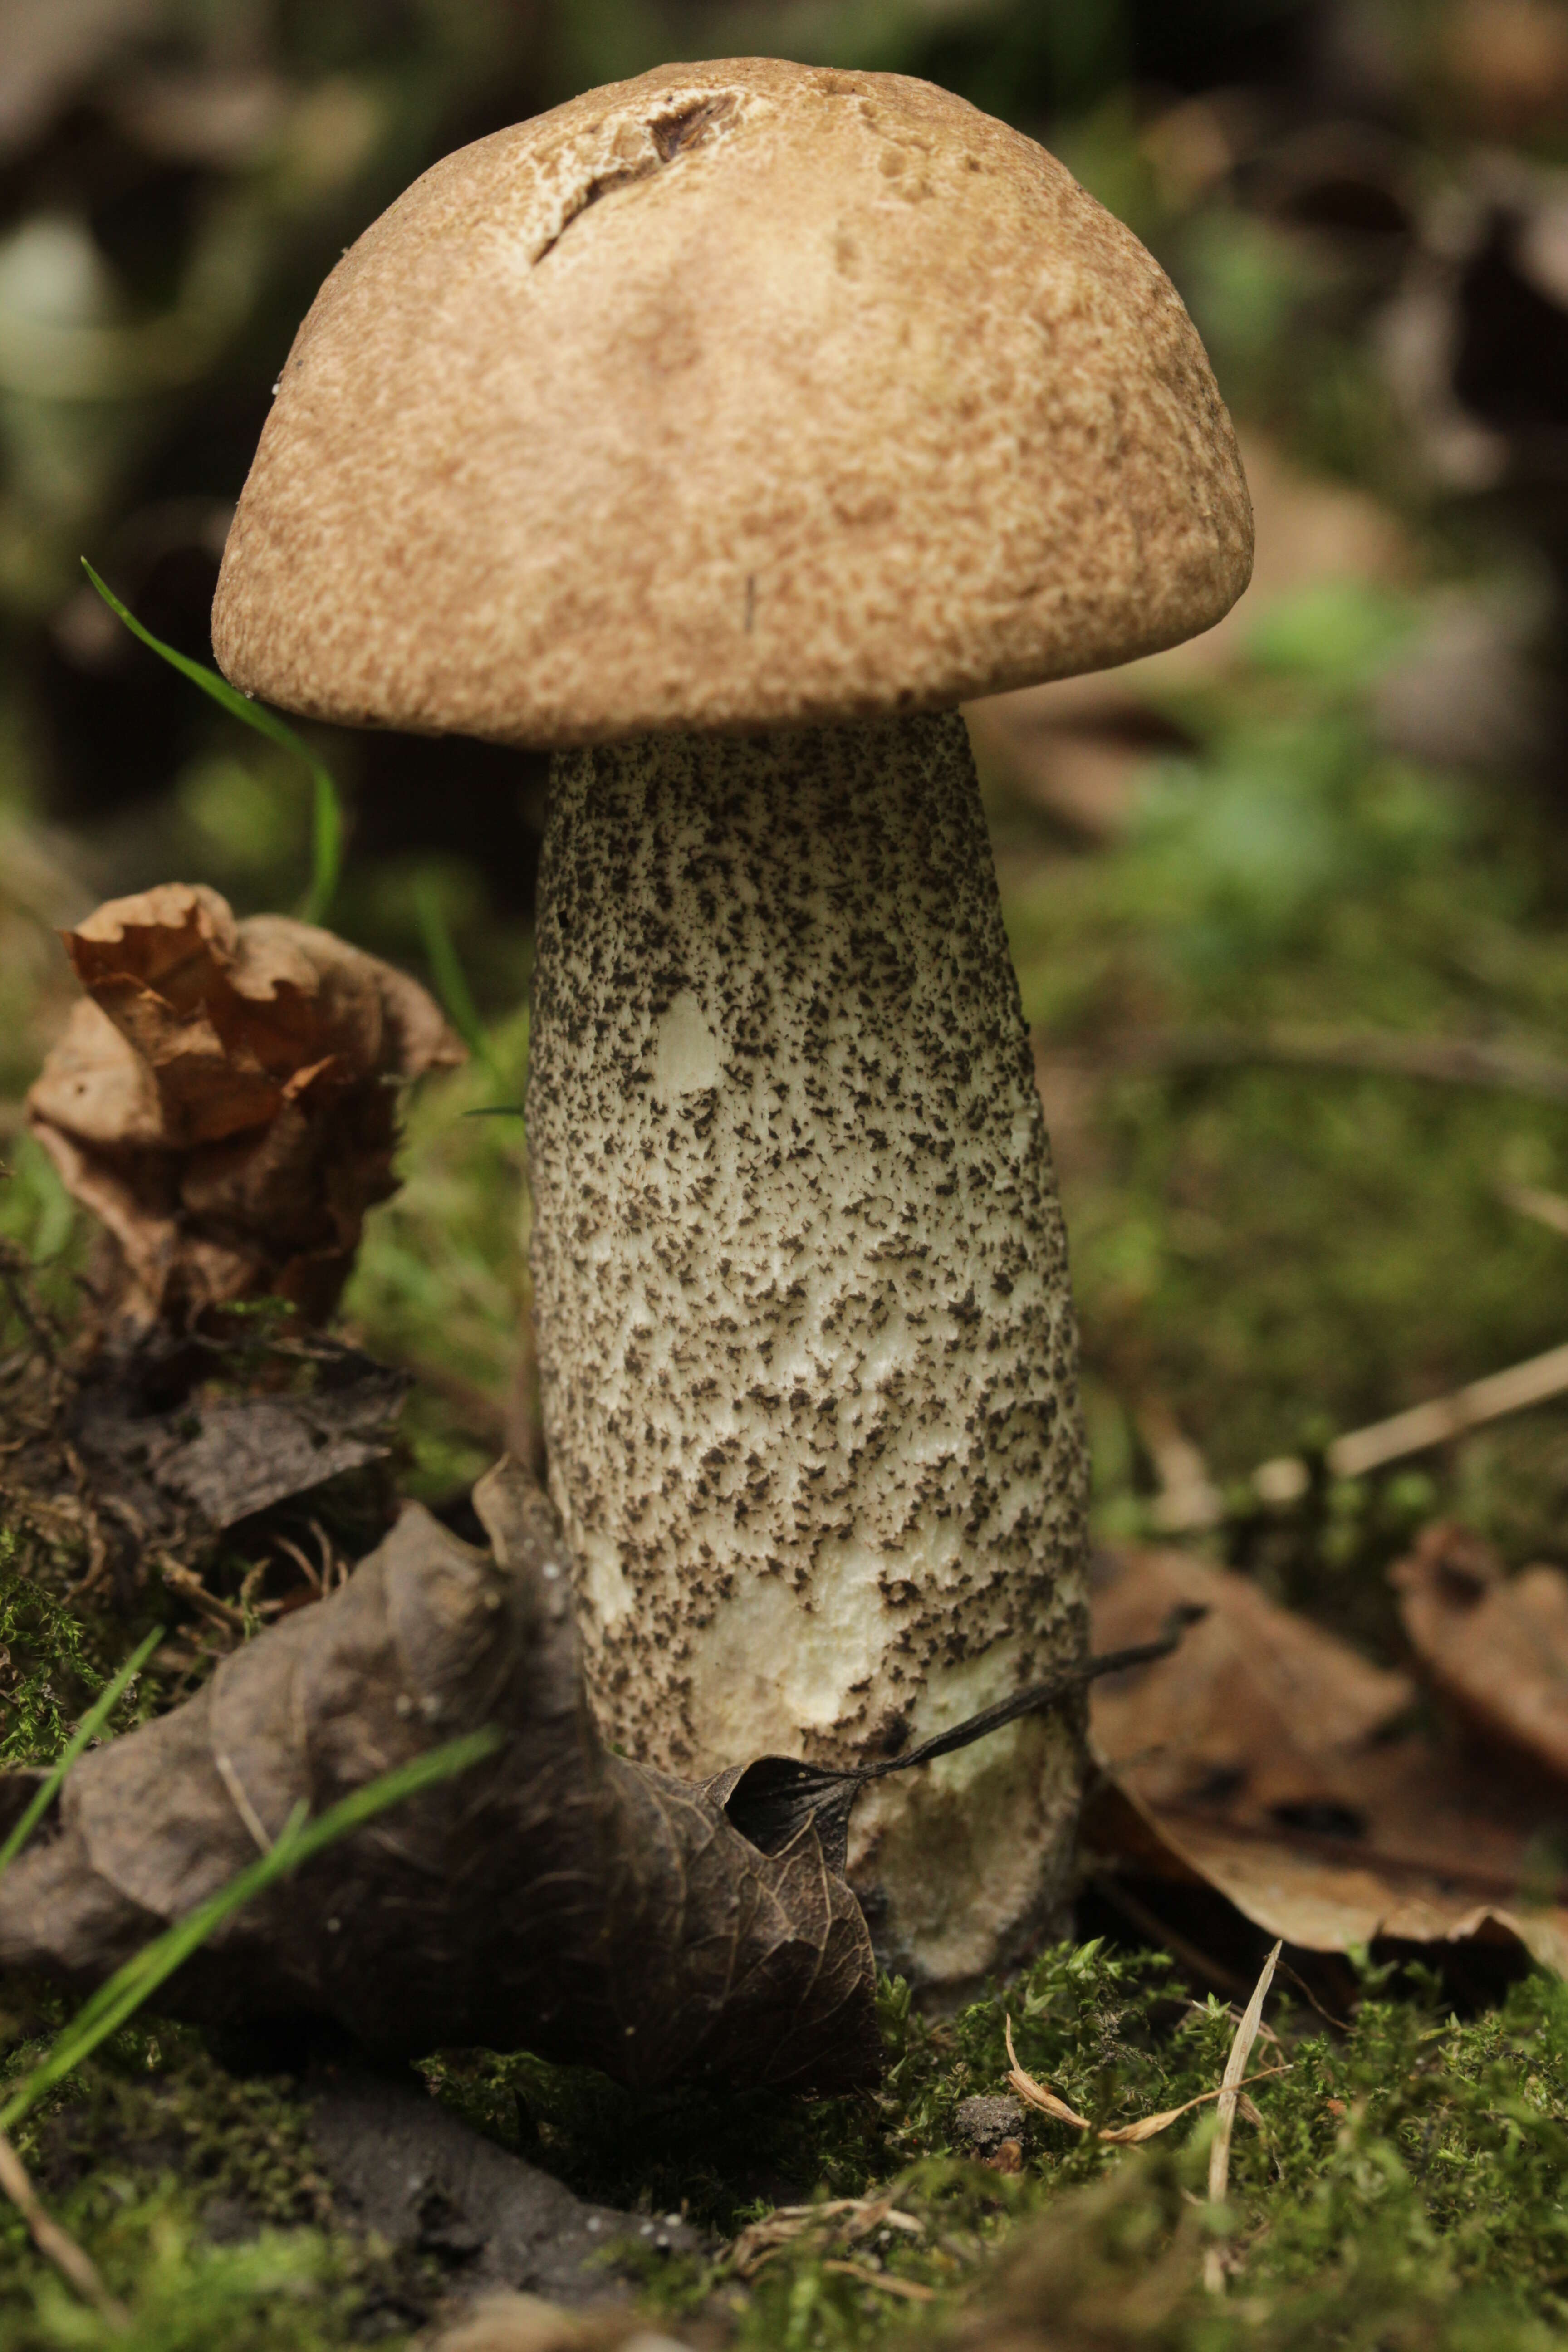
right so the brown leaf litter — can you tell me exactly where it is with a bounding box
[25,882,463,1335]
[1084,1541,1568,1975]
[1392,1518,1568,1781]
[431,2294,701,2352]
[0,1459,1188,2092]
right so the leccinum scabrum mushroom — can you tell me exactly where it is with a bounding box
[211,59,1252,1989]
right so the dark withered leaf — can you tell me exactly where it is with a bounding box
[0,1460,880,2093]
[0,1465,1181,2092]
[69,1345,407,1534]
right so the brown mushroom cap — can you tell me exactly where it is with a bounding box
[212,59,1253,748]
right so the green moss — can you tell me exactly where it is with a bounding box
[0,1533,155,1766]
[422,1946,1568,2349]
[0,2018,422,2351]
[343,1007,532,1502]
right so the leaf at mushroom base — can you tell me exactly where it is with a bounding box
[0,1458,882,2093]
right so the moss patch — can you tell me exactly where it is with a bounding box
[0,2014,429,2350]
[414,1946,1568,2348]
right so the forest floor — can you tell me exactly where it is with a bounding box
[6,436,1568,2347]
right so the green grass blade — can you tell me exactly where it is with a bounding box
[0,1724,500,2133]
[0,1627,163,1886]
[81,559,344,924]
[303,761,344,926]
[414,876,494,1073]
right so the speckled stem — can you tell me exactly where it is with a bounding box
[527,710,1088,1988]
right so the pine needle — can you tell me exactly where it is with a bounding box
[1003,2013,1289,2146]
[1205,1939,1283,2293]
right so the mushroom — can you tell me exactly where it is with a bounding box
[211,59,1251,1990]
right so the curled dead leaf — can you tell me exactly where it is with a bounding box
[26,883,463,1332]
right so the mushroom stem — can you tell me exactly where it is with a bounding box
[528,709,1088,1986]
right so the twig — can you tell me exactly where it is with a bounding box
[274,1533,322,1596]
[153,1555,247,1633]
[308,1519,343,1593]
[0,2127,127,2327]
[1250,1336,1568,1507]
[1501,1182,1568,1241]
[1205,1940,1281,2295]
[1059,1025,1568,1102]
[821,2261,935,2303]
[400,1355,508,1446]
[853,1607,1208,1787]
[1277,1957,1352,2036]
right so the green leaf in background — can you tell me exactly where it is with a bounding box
[0,1625,163,1885]
[1245,581,1418,693]
[80,559,344,925]
[0,1723,501,2135]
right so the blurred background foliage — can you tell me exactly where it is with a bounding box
[5,0,1568,1620]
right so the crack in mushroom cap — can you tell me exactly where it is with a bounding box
[211,59,1253,746]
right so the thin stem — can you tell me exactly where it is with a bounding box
[0,2129,127,2327]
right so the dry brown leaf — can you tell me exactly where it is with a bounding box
[26,883,464,1332]
[1392,1521,1568,1780]
[0,1457,879,2093]
[1089,1547,1413,1814]
[1003,2016,1288,2148]
[1085,1547,1568,1975]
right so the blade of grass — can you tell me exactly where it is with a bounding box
[414,876,499,1083]
[0,1627,163,1885]
[81,559,343,923]
[0,1724,501,2133]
